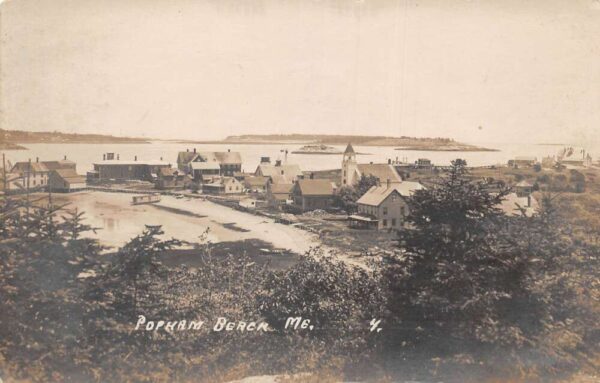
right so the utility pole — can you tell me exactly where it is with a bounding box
[26,158,31,216]
[2,153,6,194]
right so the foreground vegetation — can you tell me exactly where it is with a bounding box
[0,160,598,382]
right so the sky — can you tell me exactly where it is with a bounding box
[1,0,599,145]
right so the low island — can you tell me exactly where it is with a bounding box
[181,134,496,152]
[291,144,343,155]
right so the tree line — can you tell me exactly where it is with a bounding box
[0,159,597,382]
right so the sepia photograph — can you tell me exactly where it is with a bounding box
[0,0,599,382]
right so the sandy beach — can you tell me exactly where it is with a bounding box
[52,191,323,254]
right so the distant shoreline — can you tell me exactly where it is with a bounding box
[174,138,496,152]
[0,143,27,150]
[395,146,499,152]
[1,128,150,147]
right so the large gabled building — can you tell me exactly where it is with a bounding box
[341,143,402,186]
[255,158,303,184]
[177,149,242,177]
[350,180,424,230]
[11,160,50,189]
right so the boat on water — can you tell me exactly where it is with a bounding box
[291,144,343,155]
[132,193,161,205]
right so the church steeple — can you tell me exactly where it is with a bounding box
[344,143,355,155]
[341,142,357,186]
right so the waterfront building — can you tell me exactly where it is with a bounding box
[11,159,50,189]
[508,156,538,168]
[48,169,86,192]
[88,153,170,182]
[177,148,242,176]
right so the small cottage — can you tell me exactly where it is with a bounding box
[202,176,244,195]
[291,179,336,212]
[48,169,86,192]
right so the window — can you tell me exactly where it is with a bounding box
[391,219,396,226]
[383,207,388,215]
[33,180,36,186]
[382,219,387,227]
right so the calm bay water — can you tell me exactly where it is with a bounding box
[2,141,595,174]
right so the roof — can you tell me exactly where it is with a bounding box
[270,183,294,194]
[203,176,240,187]
[93,160,169,166]
[348,214,378,222]
[514,156,537,162]
[177,151,197,164]
[515,180,533,187]
[244,176,269,187]
[295,179,336,196]
[190,161,221,170]
[188,151,242,165]
[344,143,355,154]
[356,163,402,183]
[357,181,424,206]
[213,151,242,165]
[42,160,76,171]
[12,161,49,173]
[52,168,86,184]
[256,163,303,180]
[158,167,182,177]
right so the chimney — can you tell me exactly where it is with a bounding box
[310,172,314,179]
[36,157,39,163]
[193,148,196,153]
[117,154,120,160]
[64,155,67,160]
[386,178,390,188]
[160,157,163,161]
[134,155,137,161]
[228,148,231,152]
[275,159,282,167]
[103,154,106,161]
[186,148,189,152]
[388,158,391,165]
